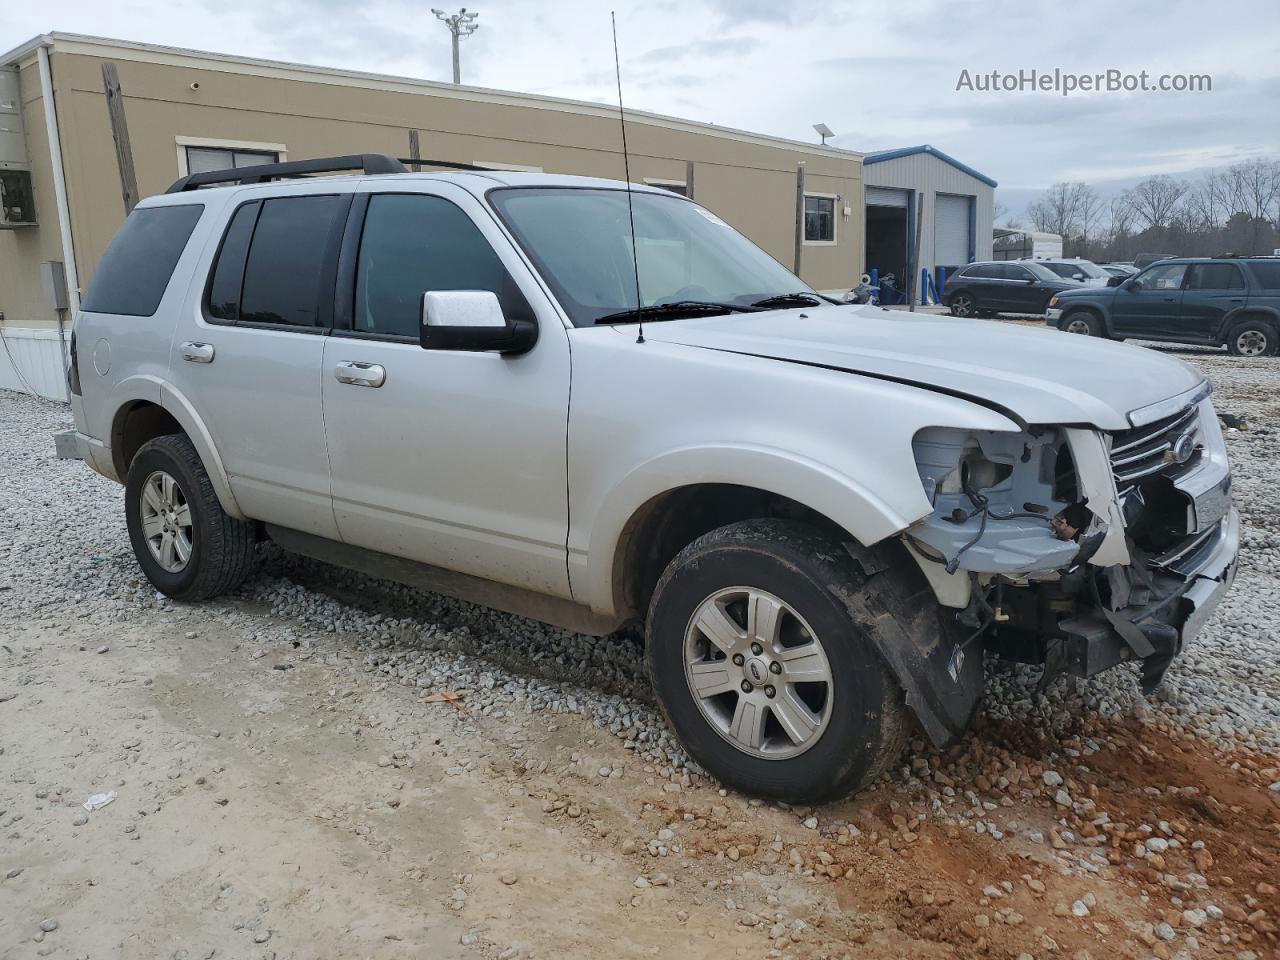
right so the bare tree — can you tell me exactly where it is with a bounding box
[1124,175,1189,230]
[1027,182,1086,237]
[1076,185,1104,248]
[1222,159,1280,253]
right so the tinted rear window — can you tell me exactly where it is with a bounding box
[81,205,204,316]
[207,201,261,321]
[1246,261,1280,290]
[238,196,345,327]
[964,264,998,278]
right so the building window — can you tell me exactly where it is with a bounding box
[175,137,288,177]
[643,178,687,197]
[803,194,836,244]
[185,146,278,175]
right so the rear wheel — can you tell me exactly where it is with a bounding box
[949,293,975,318]
[646,519,910,802]
[125,434,255,600]
[1060,310,1103,337]
[1226,318,1277,357]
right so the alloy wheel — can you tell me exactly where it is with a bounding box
[952,295,973,317]
[1235,329,1268,357]
[683,587,833,760]
[139,470,193,573]
[1065,317,1093,335]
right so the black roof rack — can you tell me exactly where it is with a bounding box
[166,154,407,193]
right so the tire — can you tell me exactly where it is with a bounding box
[124,434,255,601]
[645,519,911,802]
[949,293,975,318]
[1226,318,1277,357]
[1059,309,1103,337]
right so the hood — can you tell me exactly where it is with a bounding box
[641,306,1204,430]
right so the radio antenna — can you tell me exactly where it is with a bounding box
[611,11,644,344]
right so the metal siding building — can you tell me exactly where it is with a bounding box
[862,145,996,302]
[1,33,867,398]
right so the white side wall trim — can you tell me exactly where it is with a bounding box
[0,327,68,401]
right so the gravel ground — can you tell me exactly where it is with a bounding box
[1,341,1277,959]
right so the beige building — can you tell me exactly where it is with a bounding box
[0,32,867,398]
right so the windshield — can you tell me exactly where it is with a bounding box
[488,187,817,327]
[1066,260,1108,279]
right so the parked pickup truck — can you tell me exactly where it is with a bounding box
[60,155,1238,802]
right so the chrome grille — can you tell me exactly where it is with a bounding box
[1109,404,1202,490]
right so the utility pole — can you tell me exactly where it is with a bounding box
[431,7,480,84]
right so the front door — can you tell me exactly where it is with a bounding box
[1110,261,1186,337]
[997,263,1044,313]
[1179,262,1248,341]
[320,183,573,598]
[170,187,352,538]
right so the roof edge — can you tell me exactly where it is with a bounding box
[1,33,53,67]
[6,31,864,162]
[864,144,997,188]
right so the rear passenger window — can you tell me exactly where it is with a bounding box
[81,204,204,316]
[1186,263,1245,290]
[207,201,260,321]
[1246,262,1280,289]
[239,196,346,327]
[964,264,996,279]
[353,194,531,338]
[1001,264,1033,281]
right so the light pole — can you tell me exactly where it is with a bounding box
[431,7,480,84]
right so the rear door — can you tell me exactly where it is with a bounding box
[319,182,573,597]
[955,263,999,309]
[1180,262,1247,341]
[170,186,351,538]
[1110,261,1187,338]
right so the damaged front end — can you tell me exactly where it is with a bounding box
[902,380,1237,722]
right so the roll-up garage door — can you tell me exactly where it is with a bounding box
[934,194,972,268]
[866,186,909,207]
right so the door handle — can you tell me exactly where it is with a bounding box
[179,341,215,363]
[334,361,386,388]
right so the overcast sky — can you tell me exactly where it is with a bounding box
[7,0,1279,217]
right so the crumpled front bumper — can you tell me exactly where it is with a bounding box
[1058,506,1238,687]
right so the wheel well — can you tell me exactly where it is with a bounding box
[612,484,851,627]
[112,401,184,478]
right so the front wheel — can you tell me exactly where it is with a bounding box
[1226,318,1277,357]
[1060,310,1103,337]
[124,434,255,601]
[646,520,910,802]
[949,293,975,317]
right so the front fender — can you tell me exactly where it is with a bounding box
[159,381,247,520]
[578,443,942,618]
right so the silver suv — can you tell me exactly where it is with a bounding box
[62,155,1238,801]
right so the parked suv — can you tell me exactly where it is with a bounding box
[943,260,1079,317]
[61,155,1238,802]
[1045,257,1280,356]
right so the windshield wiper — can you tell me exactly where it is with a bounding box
[594,300,761,324]
[751,292,827,309]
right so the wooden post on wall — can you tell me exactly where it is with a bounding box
[793,161,806,276]
[100,63,139,214]
[408,129,422,171]
[685,160,695,200]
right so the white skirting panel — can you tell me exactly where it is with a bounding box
[0,326,69,402]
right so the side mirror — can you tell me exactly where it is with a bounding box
[1123,278,1142,292]
[419,290,537,354]
[1072,272,1085,280]
[1106,275,1125,287]
[1024,276,1038,283]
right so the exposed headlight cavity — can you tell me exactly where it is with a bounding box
[909,427,1084,575]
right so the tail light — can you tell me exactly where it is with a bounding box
[67,329,81,396]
